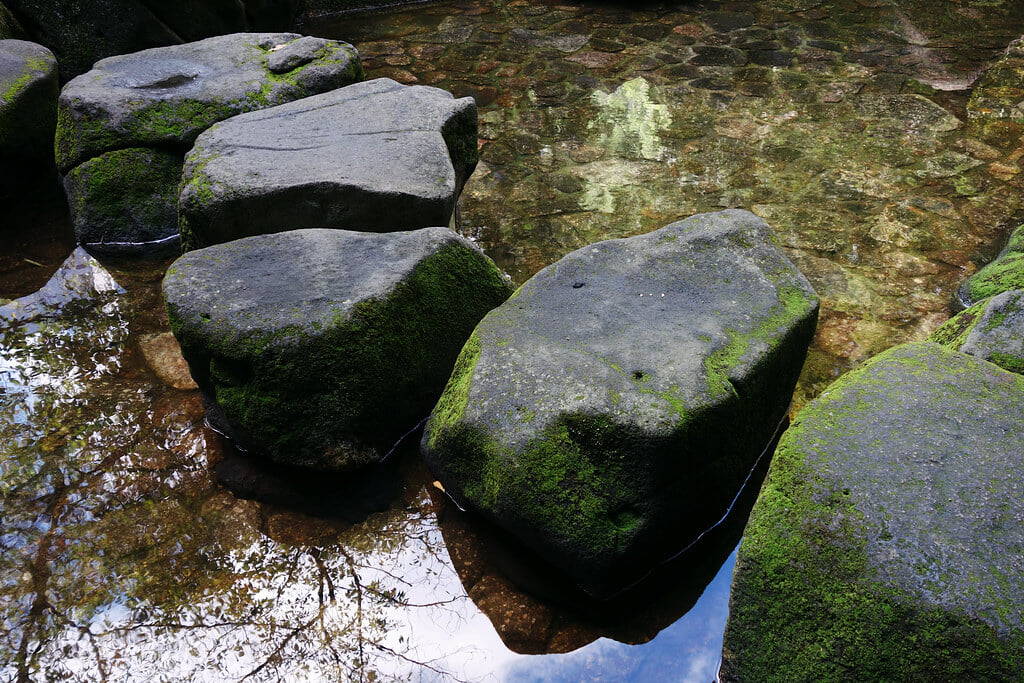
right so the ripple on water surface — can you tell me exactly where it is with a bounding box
[5,0,1024,679]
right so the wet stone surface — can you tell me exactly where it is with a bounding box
[4,0,1024,679]
[306,0,1024,409]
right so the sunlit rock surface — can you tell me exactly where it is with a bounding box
[423,210,818,597]
[178,78,477,250]
[3,0,305,80]
[930,288,1024,374]
[163,227,514,471]
[0,39,56,189]
[722,342,1024,680]
[0,247,122,324]
[56,33,362,251]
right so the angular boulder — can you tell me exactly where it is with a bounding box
[956,223,1024,309]
[163,227,514,471]
[930,289,1024,374]
[178,78,478,251]
[57,32,362,252]
[0,39,57,190]
[421,209,819,597]
[721,342,1024,681]
[4,0,305,80]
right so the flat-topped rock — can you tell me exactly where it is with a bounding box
[178,78,478,250]
[722,342,1024,680]
[422,209,819,597]
[0,39,57,189]
[163,227,513,471]
[56,32,362,252]
[930,288,1024,374]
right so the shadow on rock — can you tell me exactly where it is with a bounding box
[434,422,779,655]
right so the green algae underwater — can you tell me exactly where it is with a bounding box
[4,0,1024,679]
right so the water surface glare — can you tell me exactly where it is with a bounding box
[4,0,1024,679]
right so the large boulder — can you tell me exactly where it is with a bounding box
[421,209,819,597]
[721,342,1024,681]
[4,0,304,81]
[178,78,478,251]
[162,227,514,471]
[956,223,1024,310]
[56,32,362,252]
[930,288,1024,374]
[0,39,56,191]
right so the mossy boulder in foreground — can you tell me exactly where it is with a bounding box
[163,227,514,471]
[178,78,478,251]
[57,33,362,252]
[422,209,819,597]
[0,39,56,191]
[721,341,1024,681]
[930,288,1024,374]
[956,223,1024,310]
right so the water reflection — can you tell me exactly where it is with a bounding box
[5,0,1024,679]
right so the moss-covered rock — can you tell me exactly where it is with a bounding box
[0,39,56,191]
[929,289,1024,374]
[968,37,1024,121]
[162,227,514,471]
[956,223,1024,309]
[62,147,182,250]
[721,341,1024,681]
[422,209,819,597]
[178,78,476,251]
[56,32,362,251]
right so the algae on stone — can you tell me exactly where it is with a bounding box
[930,289,1024,374]
[722,342,1024,681]
[423,210,819,597]
[956,223,1024,309]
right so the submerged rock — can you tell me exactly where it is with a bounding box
[722,341,1024,681]
[956,223,1024,309]
[422,209,819,597]
[0,39,57,190]
[178,78,478,250]
[930,288,1024,374]
[56,32,362,252]
[163,227,513,471]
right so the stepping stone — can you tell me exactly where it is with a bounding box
[722,341,1024,681]
[178,78,478,250]
[56,32,362,252]
[0,39,57,191]
[421,209,819,597]
[930,288,1024,374]
[162,227,513,471]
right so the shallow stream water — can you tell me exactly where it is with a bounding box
[3,0,1024,679]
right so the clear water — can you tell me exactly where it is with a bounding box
[4,0,1024,679]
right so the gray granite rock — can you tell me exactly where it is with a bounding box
[722,341,1024,681]
[955,223,1024,310]
[421,209,819,597]
[0,39,56,190]
[178,78,478,250]
[56,32,362,252]
[4,0,305,80]
[929,288,1024,374]
[163,227,513,471]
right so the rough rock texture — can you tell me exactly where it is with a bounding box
[421,209,819,597]
[968,37,1024,120]
[138,332,198,390]
[0,39,56,190]
[56,32,362,251]
[163,227,514,471]
[178,78,478,251]
[63,147,182,248]
[930,289,1024,374]
[4,0,304,80]
[956,223,1024,309]
[721,341,1024,681]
